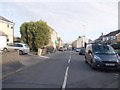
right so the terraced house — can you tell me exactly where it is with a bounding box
[0,16,14,44]
[48,26,58,50]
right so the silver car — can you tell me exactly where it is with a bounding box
[7,43,30,55]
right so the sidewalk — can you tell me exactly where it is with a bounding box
[2,51,59,80]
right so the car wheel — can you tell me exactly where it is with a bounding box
[19,50,23,55]
[85,56,88,63]
[91,60,96,69]
[3,48,8,52]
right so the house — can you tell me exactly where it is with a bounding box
[72,36,89,48]
[72,40,77,49]
[102,30,120,44]
[48,26,58,49]
[14,37,21,43]
[116,33,120,43]
[0,16,15,44]
[57,37,62,49]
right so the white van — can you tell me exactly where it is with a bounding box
[0,36,7,51]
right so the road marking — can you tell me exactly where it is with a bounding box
[69,55,71,59]
[68,59,71,64]
[62,66,69,90]
[69,51,71,59]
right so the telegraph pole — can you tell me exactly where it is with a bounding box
[82,25,85,47]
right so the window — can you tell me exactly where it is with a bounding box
[7,24,9,28]
[17,44,23,47]
[92,45,115,54]
[7,39,9,42]
[15,44,23,47]
[11,26,13,29]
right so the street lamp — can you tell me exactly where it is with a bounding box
[82,25,85,47]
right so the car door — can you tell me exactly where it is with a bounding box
[86,45,93,64]
[17,44,24,50]
[85,45,90,61]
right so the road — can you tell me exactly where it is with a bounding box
[2,50,120,89]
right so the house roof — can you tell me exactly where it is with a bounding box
[96,29,120,40]
[104,29,120,37]
[0,31,7,36]
[0,16,13,23]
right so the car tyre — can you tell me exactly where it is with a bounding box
[91,60,96,69]
[3,48,8,52]
[85,56,88,63]
[19,50,23,55]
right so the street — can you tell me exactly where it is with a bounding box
[2,50,119,89]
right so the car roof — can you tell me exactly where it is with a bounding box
[88,43,109,46]
[14,43,27,45]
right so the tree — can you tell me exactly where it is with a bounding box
[20,22,29,44]
[20,20,50,51]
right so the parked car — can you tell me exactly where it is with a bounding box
[79,47,85,55]
[75,48,81,52]
[85,43,120,69]
[59,47,64,51]
[7,43,30,55]
[63,47,68,51]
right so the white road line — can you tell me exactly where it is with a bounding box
[62,66,69,90]
[69,55,71,59]
[68,59,71,64]
[69,51,71,59]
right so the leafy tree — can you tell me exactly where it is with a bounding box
[20,20,50,51]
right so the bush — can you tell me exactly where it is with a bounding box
[111,43,120,49]
[46,46,54,53]
[111,43,120,55]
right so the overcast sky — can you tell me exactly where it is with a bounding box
[0,0,119,43]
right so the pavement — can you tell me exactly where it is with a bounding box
[2,50,120,89]
[2,51,59,80]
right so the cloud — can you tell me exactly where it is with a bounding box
[0,1,118,43]
[0,0,119,2]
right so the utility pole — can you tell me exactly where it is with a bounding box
[82,25,85,47]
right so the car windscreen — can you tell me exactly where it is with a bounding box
[92,45,116,54]
[24,44,29,48]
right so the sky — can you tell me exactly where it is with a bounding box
[0,0,119,43]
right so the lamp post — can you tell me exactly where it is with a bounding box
[82,25,85,47]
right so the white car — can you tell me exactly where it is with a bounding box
[75,48,81,52]
[7,43,30,55]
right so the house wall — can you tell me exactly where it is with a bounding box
[117,33,120,43]
[76,36,89,48]
[57,38,62,49]
[0,19,14,44]
[48,27,58,49]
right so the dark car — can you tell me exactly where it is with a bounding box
[79,47,85,55]
[85,43,120,69]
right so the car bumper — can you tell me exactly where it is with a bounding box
[22,49,30,54]
[93,61,120,69]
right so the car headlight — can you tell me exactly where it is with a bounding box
[117,59,119,63]
[117,54,120,60]
[94,55,101,60]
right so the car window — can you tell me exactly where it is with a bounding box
[15,44,23,47]
[92,45,115,54]
[24,44,29,48]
